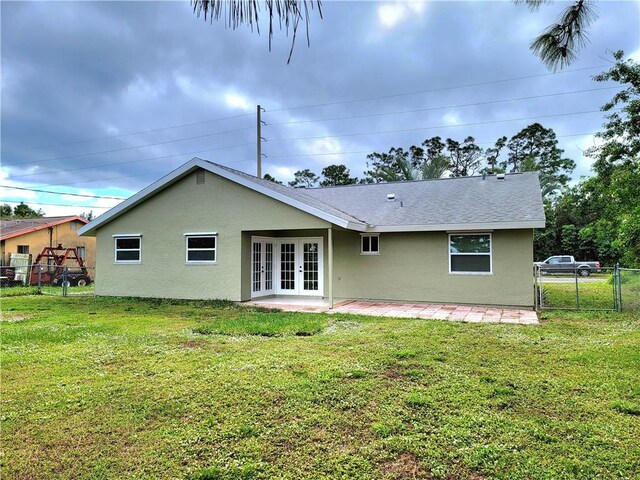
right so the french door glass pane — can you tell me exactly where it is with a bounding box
[265,242,273,291]
[303,242,319,291]
[252,242,261,292]
[280,243,296,290]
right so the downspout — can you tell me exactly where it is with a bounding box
[328,227,333,309]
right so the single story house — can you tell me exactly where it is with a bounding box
[1,216,95,267]
[79,157,545,307]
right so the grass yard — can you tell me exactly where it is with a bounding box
[541,278,617,310]
[1,296,639,479]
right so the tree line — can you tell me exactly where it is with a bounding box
[266,52,639,267]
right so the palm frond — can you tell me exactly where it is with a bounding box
[530,0,597,71]
[191,0,322,63]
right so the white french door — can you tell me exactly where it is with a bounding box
[277,238,323,296]
[252,237,323,297]
[251,238,275,298]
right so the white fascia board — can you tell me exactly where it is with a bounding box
[78,157,366,236]
[368,220,545,233]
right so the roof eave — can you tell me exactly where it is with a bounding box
[368,220,546,233]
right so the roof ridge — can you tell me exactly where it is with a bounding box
[307,171,537,190]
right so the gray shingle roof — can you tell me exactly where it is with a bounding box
[303,173,546,229]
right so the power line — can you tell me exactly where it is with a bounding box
[265,86,620,127]
[2,126,255,167]
[0,112,255,155]
[265,65,609,113]
[1,66,607,157]
[267,109,610,144]
[266,132,599,159]
[7,142,255,180]
[0,185,126,200]
[30,158,253,190]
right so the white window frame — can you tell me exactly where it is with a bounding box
[113,234,142,264]
[184,232,217,264]
[448,233,492,275]
[360,234,380,255]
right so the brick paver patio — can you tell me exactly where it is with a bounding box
[247,298,539,325]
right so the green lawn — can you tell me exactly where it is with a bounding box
[1,296,639,479]
[541,279,617,310]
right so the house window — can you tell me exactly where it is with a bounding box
[114,235,141,263]
[70,221,77,230]
[77,246,86,261]
[17,245,29,254]
[449,233,492,274]
[185,233,217,263]
[361,234,380,255]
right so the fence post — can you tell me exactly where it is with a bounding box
[616,263,623,312]
[62,266,68,297]
[534,265,539,311]
[37,263,42,294]
[574,267,580,310]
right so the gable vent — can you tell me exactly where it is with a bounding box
[387,193,396,202]
[196,169,205,185]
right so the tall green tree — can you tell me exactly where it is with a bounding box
[1,204,12,218]
[588,50,640,176]
[288,169,319,188]
[533,52,640,267]
[263,173,283,184]
[364,136,452,183]
[12,202,44,218]
[504,123,575,186]
[320,165,358,186]
[482,136,507,174]
[446,136,482,177]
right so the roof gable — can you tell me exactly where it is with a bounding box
[78,158,367,236]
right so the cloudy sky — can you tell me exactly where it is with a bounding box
[1,0,639,217]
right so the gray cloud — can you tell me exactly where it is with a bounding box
[1,0,638,214]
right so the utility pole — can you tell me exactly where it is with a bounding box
[256,105,263,178]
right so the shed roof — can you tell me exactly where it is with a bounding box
[79,158,545,236]
[1,216,87,241]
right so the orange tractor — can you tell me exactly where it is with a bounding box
[27,245,92,287]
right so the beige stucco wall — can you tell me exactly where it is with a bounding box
[1,220,96,273]
[332,229,534,307]
[94,170,329,300]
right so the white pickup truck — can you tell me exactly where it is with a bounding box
[535,255,603,276]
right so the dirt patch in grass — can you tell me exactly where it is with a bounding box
[178,340,208,349]
[379,453,423,478]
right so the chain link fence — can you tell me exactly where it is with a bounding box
[1,264,95,297]
[618,268,640,312]
[535,265,640,312]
